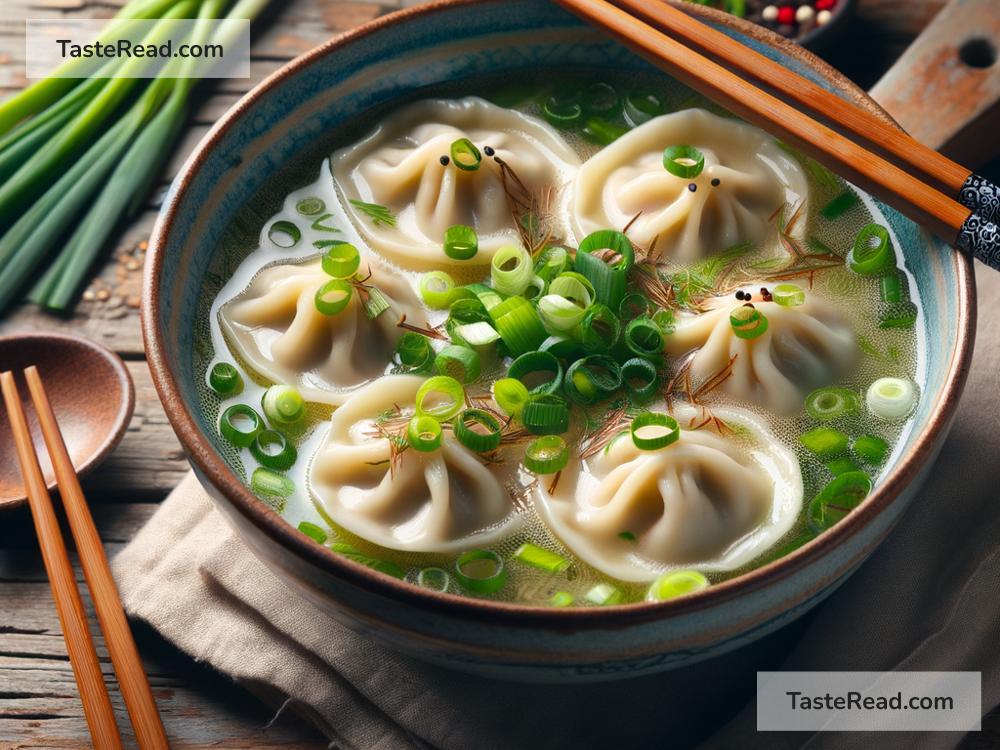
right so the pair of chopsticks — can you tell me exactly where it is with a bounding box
[552,0,1000,269]
[1,369,168,750]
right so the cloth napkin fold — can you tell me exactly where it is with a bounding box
[112,270,1000,750]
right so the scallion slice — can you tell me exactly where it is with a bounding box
[647,570,709,602]
[849,223,895,275]
[454,409,503,453]
[420,271,457,310]
[492,377,531,417]
[808,471,872,532]
[543,95,583,128]
[879,301,918,330]
[621,357,659,401]
[564,355,622,405]
[295,197,326,216]
[772,283,806,307]
[444,224,478,260]
[220,404,263,448]
[729,305,769,340]
[550,272,595,307]
[514,542,570,573]
[582,118,628,146]
[549,591,575,607]
[362,287,390,320]
[630,412,679,451]
[524,435,569,474]
[465,282,504,312]
[331,542,405,579]
[407,414,443,452]
[450,138,482,171]
[800,426,849,458]
[489,295,547,357]
[866,377,917,420]
[825,457,860,476]
[491,244,533,296]
[624,316,664,358]
[394,332,434,373]
[314,278,353,316]
[250,429,298,471]
[320,242,361,279]
[297,521,327,543]
[540,334,584,361]
[578,303,622,353]
[538,294,587,333]
[262,385,306,426]
[524,275,547,301]
[507,351,564,396]
[624,90,666,127]
[576,230,635,311]
[852,434,889,465]
[804,387,861,421]
[534,246,570,283]
[267,220,301,248]
[581,82,620,115]
[434,344,481,384]
[662,145,705,178]
[880,272,905,304]
[416,567,451,593]
[452,321,500,349]
[415,376,465,421]
[521,394,570,436]
[208,362,243,397]
[454,549,507,594]
[619,291,651,321]
[585,582,624,606]
[251,467,294,498]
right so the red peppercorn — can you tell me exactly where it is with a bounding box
[816,0,836,10]
[777,6,796,24]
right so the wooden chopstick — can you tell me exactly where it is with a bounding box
[24,366,170,750]
[0,371,124,750]
[551,0,1000,265]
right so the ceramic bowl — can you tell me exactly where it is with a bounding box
[142,0,974,681]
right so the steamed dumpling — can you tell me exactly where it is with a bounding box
[664,285,857,415]
[310,375,523,552]
[332,97,581,270]
[534,404,802,582]
[569,109,808,262]
[219,257,424,405]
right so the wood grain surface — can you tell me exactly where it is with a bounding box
[0,0,997,747]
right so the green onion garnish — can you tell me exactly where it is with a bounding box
[314,278,353,316]
[416,567,451,592]
[407,414,443,452]
[543,94,583,128]
[262,385,306,427]
[208,362,243,397]
[524,435,569,474]
[576,230,635,311]
[653,308,676,334]
[534,246,570,284]
[251,467,295,499]
[220,404,263,448]
[452,321,500,349]
[549,591,575,607]
[454,409,503,453]
[489,295,547,357]
[581,82,620,115]
[866,377,917,421]
[295,197,326,216]
[297,521,327,543]
[646,570,709,601]
[808,471,872,532]
[852,434,889,465]
[879,272,905,304]
[434,344,481,384]
[320,242,361,279]
[514,542,570,573]
[820,190,858,220]
[311,213,340,232]
[331,542,405,579]
[624,90,667,126]
[662,145,705,179]
[630,412,680,451]
[619,292,651,321]
[394,332,434,373]
[849,223,895,276]
[624,316,664,358]
[267,220,301,248]
[729,305,769,340]
[582,118,628,146]
[521,394,571,436]
[250,429,298,471]
[825,457,860,476]
[491,244,534,296]
[349,199,396,227]
[578,304,622,354]
[540,334,584,361]
[800,426,849,458]
[449,138,482,171]
[492,377,531,417]
[444,224,478,260]
[415,376,465,421]
[538,294,587,333]
[362,287,391,320]
[804,387,861,421]
[772,283,806,307]
[465,282,504,311]
[621,357,659,401]
[416,270,456,309]
[507,351,564,396]
[549,273,593,309]
[879,301,918,330]
[564,355,622,405]
[454,549,507,593]
[585,582,624,606]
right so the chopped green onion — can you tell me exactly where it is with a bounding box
[849,223,895,275]
[581,82,620,115]
[454,409,503,453]
[582,118,628,146]
[521,394,570,436]
[820,190,858,220]
[465,282,504,311]
[630,412,680,451]
[297,521,327,543]
[450,138,482,171]
[804,386,861,421]
[420,271,456,310]
[543,94,582,128]
[507,351,564,395]
[251,467,295,498]
[578,304,622,353]
[208,362,243,397]
[772,283,806,307]
[730,305,769,340]
[808,471,872,532]
[349,199,396,228]
[866,377,917,420]
[416,567,451,592]
[646,570,709,601]
[331,542,405,578]
[295,197,325,216]
[434,344,481,384]
[852,434,889,465]
[491,244,534,296]
[800,426,849,458]
[564,355,622,405]
[415,376,465,421]
[551,272,595,307]
[624,316,664,358]
[492,377,531,417]
[250,429,298,471]
[454,549,507,593]
[880,272,905,304]
[321,242,361,279]
[538,294,587,333]
[489,295,547,357]
[621,357,659,401]
[576,230,635,311]
[624,90,666,127]
[311,213,340,232]
[394,332,434,373]
[524,275,546,301]
[652,308,676,334]
[879,301,918,330]
[447,296,490,328]
[220,404,263,448]
[662,145,705,178]
[267,220,300,248]
[585,582,624,606]
[524,434,569,474]
[825,457,860,476]
[549,591,575,607]
[362,287,391,320]
[619,292,651,321]
[262,385,306,426]
[514,543,570,573]
[452,321,500,348]
[444,224,478,260]
[407,414,443,452]
[314,278,353,316]
[534,246,570,283]
[540,334,584,360]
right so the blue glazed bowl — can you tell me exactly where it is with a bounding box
[142,0,975,681]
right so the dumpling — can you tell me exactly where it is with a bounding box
[332,97,581,270]
[663,284,857,415]
[310,375,524,552]
[218,257,424,405]
[534,404,802,582]
[569,108,809,262]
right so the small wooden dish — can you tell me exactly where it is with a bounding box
[0,333,134,510]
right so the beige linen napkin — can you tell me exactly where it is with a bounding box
[113,270,1000,749]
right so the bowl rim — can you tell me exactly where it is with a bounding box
[142,0,976,629]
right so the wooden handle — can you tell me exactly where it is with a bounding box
[24,367,170,750]
[0,372,123,750]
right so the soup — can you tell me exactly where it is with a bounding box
[194,73,922,607]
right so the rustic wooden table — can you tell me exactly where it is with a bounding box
[0,0,996,747]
